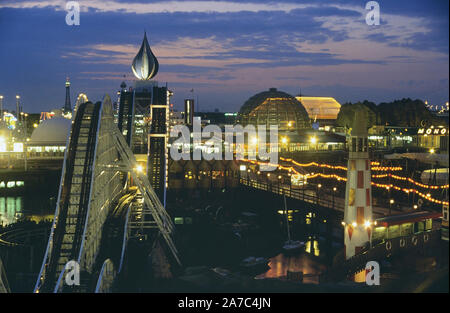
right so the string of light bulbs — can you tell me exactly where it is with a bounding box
[240,159,449,206]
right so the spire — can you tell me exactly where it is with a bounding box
[64,77,72,113]
[131,32,159,80]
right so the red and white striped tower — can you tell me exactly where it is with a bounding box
[343,109,373,259]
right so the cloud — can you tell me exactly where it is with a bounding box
[0,0,447,112]
[0,0,318,14]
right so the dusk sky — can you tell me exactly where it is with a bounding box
[0,0,448,113]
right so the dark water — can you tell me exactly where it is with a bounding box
[170,189,344,282]
[256,249,328,283]
[2,185,342,287]
[0,169,60,227]
[0,190,56,227]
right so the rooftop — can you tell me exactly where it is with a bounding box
[375,210,442,227]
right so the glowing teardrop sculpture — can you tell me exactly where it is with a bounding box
[131,32,159,80]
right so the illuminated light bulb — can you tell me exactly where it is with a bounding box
[352,222,357,227]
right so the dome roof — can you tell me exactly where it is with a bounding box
[239,88,295,115]
[238,88,311,132]
[30,117,71,145]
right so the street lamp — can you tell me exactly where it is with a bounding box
[20,112,28,140]
[389,199,394,215]
[16,95,20,122]
[316,183,322,205]
[281,136,289,153]
[309,136,318,151]
[0,95,3,118]
[135,165,144,173]
[332,187,337,209]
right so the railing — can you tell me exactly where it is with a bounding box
[240,178,345,211]
[94,259,116,293]
[330,229,441,280]
[118,206,131,274]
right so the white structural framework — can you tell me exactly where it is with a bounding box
[34,94,179,293]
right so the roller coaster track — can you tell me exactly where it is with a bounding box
[0,257,10,293]
[34,94,179,293]
[35,101,101,292]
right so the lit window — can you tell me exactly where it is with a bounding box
[13,143,24,152]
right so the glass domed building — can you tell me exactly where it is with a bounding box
[238,88,311,132]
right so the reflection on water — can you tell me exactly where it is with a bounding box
[0,193,55,226]
[0,197,23,226]
[256,239,327,284]
[305,238,320,256]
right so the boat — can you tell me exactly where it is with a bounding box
[283,239,305,254]
[282,195,305,255]
[239,256,270,275]
[211,267,232,277]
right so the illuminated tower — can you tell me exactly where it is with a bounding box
[343,109,373,259]
[147,86,170,206]
[119,31,169,206]
[184,99,195,127]
[64,77,72,113]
